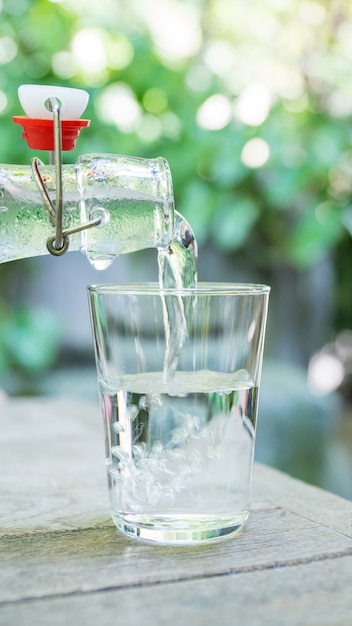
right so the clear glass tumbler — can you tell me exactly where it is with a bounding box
[87,282,270,544]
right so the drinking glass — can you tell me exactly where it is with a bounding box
[87,282,270,544]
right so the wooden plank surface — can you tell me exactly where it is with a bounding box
[255,464,352,539]
[1,507,352,604]
[0,396,109,536]
[1,557,352,626]
[1,396,352,625]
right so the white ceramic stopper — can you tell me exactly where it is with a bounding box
[18,84,89,120]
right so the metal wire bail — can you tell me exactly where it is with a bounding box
[31,96,102,257]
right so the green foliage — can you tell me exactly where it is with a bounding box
[0,305,62,373]
[1,2,351,260]
[0,292,62,393]
[213,195,260,252]
[287,202,345,267]
[0,0,351,356]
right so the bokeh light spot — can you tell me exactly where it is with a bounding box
[143,87,168,114]
[234,82,272,126]
[141,0,202,63]
[137,114,162,143]
[204,40,237,76]
[161,111,182,139]
[72,28,107,74]
[241,138,270,168]
[0,36,17,64]
[52,51,77,79]
[196,94,232,130]
[185,64,212,93]
[308,353,344,395]
[0,90,7,114]
[96,82,141,133]
[299,1,326,26]
[107,35,134,71]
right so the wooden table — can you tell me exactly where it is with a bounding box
[1,396,352,625]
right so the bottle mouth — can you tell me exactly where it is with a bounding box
[12,116,90,151]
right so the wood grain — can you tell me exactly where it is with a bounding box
[1,396,351,625]
[1,506,352,603]
[253,463,352,538]
[0,396,109,536]
[1,557,351,626]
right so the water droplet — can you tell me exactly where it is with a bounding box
[89,256,115,270]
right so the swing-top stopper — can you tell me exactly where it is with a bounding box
[13,84,90,151]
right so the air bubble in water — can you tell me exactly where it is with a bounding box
[112,422,125,433]
[128,405,139,420]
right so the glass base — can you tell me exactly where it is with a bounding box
[112,511,249,544]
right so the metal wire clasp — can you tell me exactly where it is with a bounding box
[31,97,102,256]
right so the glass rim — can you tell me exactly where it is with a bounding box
[87,282,271,296]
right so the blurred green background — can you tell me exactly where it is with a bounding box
[0,0,351,496]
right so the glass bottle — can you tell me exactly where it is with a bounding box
[0,153,176,270]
